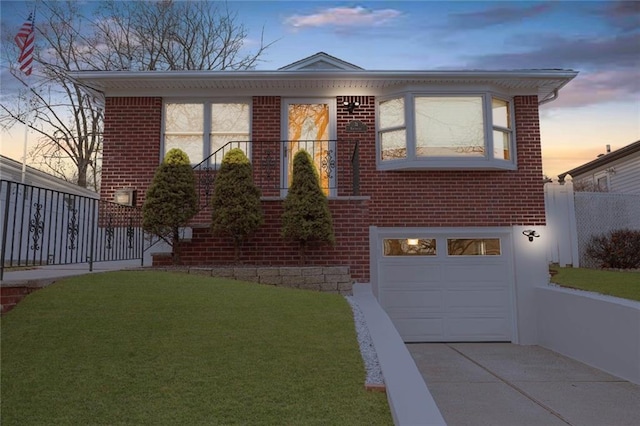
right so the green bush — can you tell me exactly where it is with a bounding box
[282,150,335,264]
[586,229,640,269]
[142,149,198,264]
[210,149,263,262]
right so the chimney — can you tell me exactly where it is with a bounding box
[606,144,611,153]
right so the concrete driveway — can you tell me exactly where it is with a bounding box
[408,343,640,426]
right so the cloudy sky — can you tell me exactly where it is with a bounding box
[1,1,638,178]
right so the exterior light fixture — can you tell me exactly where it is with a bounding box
[407,238,420,246]
[114,188,136,207]
[522,230,540,242]
[343,101,360,114]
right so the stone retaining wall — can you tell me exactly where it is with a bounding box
[156,266,353,295]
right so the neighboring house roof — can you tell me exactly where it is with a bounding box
[558,140,640,181]
[70,52,577,102]
[0,155,98,198]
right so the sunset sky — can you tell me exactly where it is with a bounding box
[1,1,638,179]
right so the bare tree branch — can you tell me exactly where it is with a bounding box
[1,0,273,190]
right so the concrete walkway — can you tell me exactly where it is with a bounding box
[408,343,640,426]
[1,260,142,285]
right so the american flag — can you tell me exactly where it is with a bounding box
[15,13,35,76]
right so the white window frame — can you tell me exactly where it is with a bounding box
[594,172,609,191]
[162,99,251,166]
[376,92,516,170]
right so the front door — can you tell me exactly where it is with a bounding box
[282,99,336,196]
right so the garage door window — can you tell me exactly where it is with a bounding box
[447,238,501,256]
[383,238,436,256]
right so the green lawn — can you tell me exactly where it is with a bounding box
[1,271,392,425]
[550,267,640,302]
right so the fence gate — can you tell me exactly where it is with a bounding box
[1,180,144,280]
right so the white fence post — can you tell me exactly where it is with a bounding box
[544,182,579,267]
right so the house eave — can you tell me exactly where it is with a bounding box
[69,69,578,100]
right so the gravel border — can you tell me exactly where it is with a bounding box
[345,295,384,386]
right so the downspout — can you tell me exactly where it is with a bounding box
[538,89,559,105]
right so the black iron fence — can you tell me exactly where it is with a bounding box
[1,180,144,280]
[192,140,360,208]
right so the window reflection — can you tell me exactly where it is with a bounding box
[447,239,501,256]
[383,238,436,256]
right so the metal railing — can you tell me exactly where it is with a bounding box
[1,180,144,280]
[192,139,360,208]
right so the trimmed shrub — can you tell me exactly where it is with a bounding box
[282,150,335,264]
[210,148,263,262]
[142,149,198,264]
[586,229,640,269]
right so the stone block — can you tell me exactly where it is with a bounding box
[302,267,323,276]
[233,267,258,279]
[260,276,282,286]
[257,267,280,277]
[338,282,353,292]
[210,268,234,278]
[304,275,324,285]
[281,276,302,287]
[280,267,302,277]
[320,282,338,292]
[299,281,320,291]
[323,266,350,275]
[324,274,348,284]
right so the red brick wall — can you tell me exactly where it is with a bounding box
[100,97,162,207]
[102,94,545,281]
[344,94,546,227]
[161,198,371,280]
[252,96,282,197]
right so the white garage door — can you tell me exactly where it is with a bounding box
[375,229,514,342]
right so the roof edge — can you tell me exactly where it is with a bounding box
[559,140,640,180]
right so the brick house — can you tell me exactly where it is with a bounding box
[74,52,577,344]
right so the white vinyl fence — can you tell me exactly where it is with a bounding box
[545,182,640,267]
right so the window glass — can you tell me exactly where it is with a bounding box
[211,103,249,132]
[286,103,332,195]
[493,130,510,160]
[383,238,436,256]
[164,135,204,164]
[379,98,404,129]
[381,129,407,160]
[492,98,511,161]
[597,176,608,191]
[447,238,501,256]
[415,97,485,157]
[164,103,204,163]
[165,103,203,132]
[164,101,250,165]
[492,98,510,129]
[210,103,250,161]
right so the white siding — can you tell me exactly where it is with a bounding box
[610,155,640,194]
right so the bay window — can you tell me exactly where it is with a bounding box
[163,101,250,164]
[378,93,515,169]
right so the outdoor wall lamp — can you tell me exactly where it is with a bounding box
[522,230,540,242]
[114,188,136,207]
[343,101,360,114]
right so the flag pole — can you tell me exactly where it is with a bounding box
[21,100,29,184]
[16,6,36,183]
